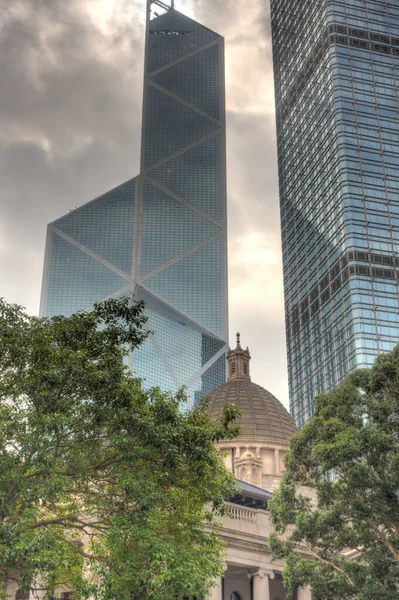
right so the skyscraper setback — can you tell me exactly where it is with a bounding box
[40,0,228,403]
[271,0,399,427]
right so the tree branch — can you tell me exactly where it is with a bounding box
[304,542,359,590]
[367,518,399,563]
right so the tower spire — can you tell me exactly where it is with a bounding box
[227,334,251,381]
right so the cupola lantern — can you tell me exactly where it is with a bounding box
[227,332,251,381]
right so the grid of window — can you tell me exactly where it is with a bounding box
[46,234,128,318]
[187,354,227,406]
[272,0,399,427]
[54,179,135,275]
[144,238,223,336]
[147,134,221,220]
[141,307,225,386]
[141,181,219,276]
[151,43,220,120]
[132,336,178,392]
[144,85,219,169]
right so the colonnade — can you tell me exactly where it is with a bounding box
[206,570,312,600]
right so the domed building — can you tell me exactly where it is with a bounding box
[205,336,311,600]
[208,334,297,493]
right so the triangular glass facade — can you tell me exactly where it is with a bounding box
[144,86,219,169]
[150,44,220,120]
[141,181,220,276]
[147,10,219,74]
[139,307,225,386]
[144,239,222,335]
[46,234,129,317]
[54,179,135,275]
[40,3,228,404]
[147,135,221,220]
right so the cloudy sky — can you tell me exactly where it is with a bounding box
[0,0,288,406]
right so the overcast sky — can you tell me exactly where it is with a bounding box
[0,0,288,407]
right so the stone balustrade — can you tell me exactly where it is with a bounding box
[225,503,258,523]
[222,503,294,539]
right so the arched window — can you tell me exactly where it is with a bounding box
[230,593,242,600]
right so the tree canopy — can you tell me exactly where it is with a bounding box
[0,298,240,600]
[268,345,399,600]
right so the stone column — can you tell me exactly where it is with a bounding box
[297,585,312,600]
[206,576,222,600]
[252,569,274,600]
[274,449,280,475]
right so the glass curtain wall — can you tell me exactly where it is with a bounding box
[271,0,399,426]
[40,1,228,405]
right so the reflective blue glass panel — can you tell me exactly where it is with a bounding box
[132,337,177,392]
[148,10,219,74]
[271,0,399,427]
[144,238,222,335]
[144,307,225,385]
[150,44,220,120]
[147,135,221,220]
[46,233,129,317]
[54,179,135,275]
[141,181,219,275]
[187,354,226,405]
[144,86,219,168]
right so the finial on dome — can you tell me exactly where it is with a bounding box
[236,331,241,348]
[227,332,251,381]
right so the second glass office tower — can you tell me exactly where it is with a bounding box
[40,1,228,404]
[271,0,399,426]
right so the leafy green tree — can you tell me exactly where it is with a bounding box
[268,345,399,600]
[0,298,239,600]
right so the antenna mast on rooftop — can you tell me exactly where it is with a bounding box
[149,0,174,12]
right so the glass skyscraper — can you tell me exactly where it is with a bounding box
[40,0,228,404]
[271,0,399,427]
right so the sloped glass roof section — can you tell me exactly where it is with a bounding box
[147,9,219,74]
[132,336,177,392]
[144,307,225,385]
[54,179,135,275]
[186,354,226,405]
[46,234,128,317]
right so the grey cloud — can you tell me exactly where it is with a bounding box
[0,0,144,314]
[0,0,143,151]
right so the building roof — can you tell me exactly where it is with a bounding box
[207,378,298,445]
[237,479,273,500]
[207,335,298,445]
[229,479,272,509]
